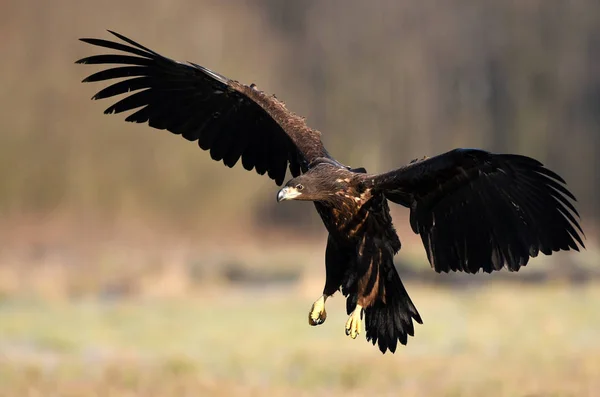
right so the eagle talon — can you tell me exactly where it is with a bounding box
[345,304,363,339]
[308,295,328,326]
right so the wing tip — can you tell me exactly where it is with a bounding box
[106,29,125,41]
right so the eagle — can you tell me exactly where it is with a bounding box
[77,31,585,354]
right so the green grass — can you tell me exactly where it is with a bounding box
[0,283,599,396]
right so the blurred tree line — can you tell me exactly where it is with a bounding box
[1,0,598,238]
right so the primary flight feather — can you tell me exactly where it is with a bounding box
[77,31,584,354]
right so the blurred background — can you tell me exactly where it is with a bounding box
[1,0,599,396]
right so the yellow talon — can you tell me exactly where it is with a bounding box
[345,304,363,339]
[308,295,328,326]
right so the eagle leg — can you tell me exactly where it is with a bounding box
[308,294,328,326]
[344,304,364,339]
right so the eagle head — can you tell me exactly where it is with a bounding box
[277,165,357,203]
[276,179,311,202]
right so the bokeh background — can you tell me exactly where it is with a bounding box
[1,1,600,396]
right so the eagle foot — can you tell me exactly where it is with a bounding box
[308,295,328,326]
[345,304,363,339]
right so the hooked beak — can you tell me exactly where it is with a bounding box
[277,186,302,202]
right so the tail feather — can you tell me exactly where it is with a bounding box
[364,266,422,354]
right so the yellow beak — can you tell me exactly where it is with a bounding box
[277,186,302,202]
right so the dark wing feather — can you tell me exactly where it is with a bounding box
[370,148,584,273]
[76,30,330,185]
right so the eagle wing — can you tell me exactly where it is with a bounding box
[370,148,585,273]
[76,31,330,185]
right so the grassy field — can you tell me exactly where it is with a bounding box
[0,283,599,397]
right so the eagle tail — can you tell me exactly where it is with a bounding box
[363,265,422,354]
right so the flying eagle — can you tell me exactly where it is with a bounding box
[77,31,585,354]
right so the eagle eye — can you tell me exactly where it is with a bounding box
[295,184,304,191]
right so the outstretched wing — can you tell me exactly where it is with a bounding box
[76,30,330,185]
[370,148,585,273]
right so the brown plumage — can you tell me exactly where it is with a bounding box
[77,31,585,354]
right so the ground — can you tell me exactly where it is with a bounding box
[0,283,599,397]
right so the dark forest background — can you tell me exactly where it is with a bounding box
[0,0,598,291]
[2,0,599,232]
